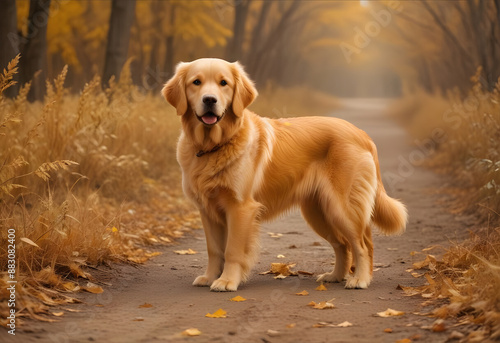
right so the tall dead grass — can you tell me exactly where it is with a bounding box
[0,56,198,325]
[391,68,500,339]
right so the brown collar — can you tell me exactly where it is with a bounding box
[196,144,222,157]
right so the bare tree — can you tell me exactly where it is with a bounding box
[0,0,19,98]
[20,0,51,102]
[226,0,250,62]
[102,0,136,87]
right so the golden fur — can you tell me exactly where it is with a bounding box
[162,58,407,291]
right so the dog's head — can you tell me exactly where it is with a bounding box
[162,58,258,125]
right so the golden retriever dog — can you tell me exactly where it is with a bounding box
[162,58,407,292]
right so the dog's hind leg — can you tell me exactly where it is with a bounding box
[301,196,352,284]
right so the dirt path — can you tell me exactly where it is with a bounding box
[9,99,471,343]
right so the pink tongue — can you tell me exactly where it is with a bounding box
[202,115,218,125]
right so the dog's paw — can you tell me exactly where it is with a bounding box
[316,271,345,283]
[344,276,370,289]
[193,275,213,287]
[210,278,238,292]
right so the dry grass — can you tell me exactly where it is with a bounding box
[0,57,199,325]
[391,68,500,339]
[0,57,338,326]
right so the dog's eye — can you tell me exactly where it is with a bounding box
[220,80,227,86]
[193,79,201,86]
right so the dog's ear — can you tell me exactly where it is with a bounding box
[231,62,258,117]
[162,62,189,116]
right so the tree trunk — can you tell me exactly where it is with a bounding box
[102,0,136,87]
[164,4,176,81]
[226,0,250,62]
[245,0,272,70]
[20,0,51,102]
[0,0,19,98]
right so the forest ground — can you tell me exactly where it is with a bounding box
[7,99,475,343]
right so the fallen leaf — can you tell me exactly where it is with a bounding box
[260,263,298,278]
[159,236,172,243]
[267,232,283,238]
[174,249,197,255]
[432,319,446,332]
[286,323,296,329]
[312,321,352,328]
[182,328,201,336]
[296,290,309,296]
[20,237,40,248]
[230,296,246,302]
[289,245,298,249]
[308,300,335,309]
[82,282,103,294]
[51,311,64,317]
[376,308,405,317]
[61,282,80,292]
[205,308,227,318]
[336,321,353,327]
[384,328,393,333]
[277,254,285,258]
[267,329,280,337]
[133,317,144,321]
[145,252,162,258]
[138,303,153,308]
[298,270,314,275]
[315,284,327,291]
[127,256,148,263]
[396,339,412,343]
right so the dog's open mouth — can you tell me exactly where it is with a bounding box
[198,112,221,126]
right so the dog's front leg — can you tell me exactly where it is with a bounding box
[193,212,226,287]
[210,201,261,292]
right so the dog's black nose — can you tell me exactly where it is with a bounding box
[203,95,217,105]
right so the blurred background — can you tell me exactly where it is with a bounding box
[2,0,498,100]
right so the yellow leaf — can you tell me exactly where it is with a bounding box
[308,300,335,309]
[396,339,412,343]
[83,282,103,294]
[376,308,405,317]
[51,311,64,317]
[20,237,40,248]
[159,236,172,243]
[286,323,296,328]
[230,296,247,302]
[205,308,227,318]
[145,252,162,258]
[296,290,309,296]
[61,282,79,291]
[139,303,153,308]
[336,321,353,327]
[315,284,327,291]
[384,328,393,333]
[174,249,197,255]
[182,328,202,336]
[267,232,283,238]
[277,254,285,258]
